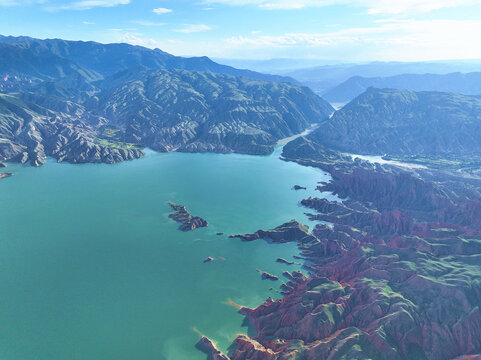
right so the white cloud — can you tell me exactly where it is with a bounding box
[153,7,172,14]
[174,24,212,33]
[82,21,95,24]
[223,19,481,60]
[204,0,481,14]
[108,18,481,62]
[365,0,481,14]
[50,0,129,10]
[131,20,166,26]
[0,0,46,5]
[116,31,164,48]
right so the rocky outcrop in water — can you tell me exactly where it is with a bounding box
[293,185,306,190]
[276,258,297,265]
[168,202,208,231]
[229,220,317,244]
[258,270,279,281]
[0,172,12,180]
[196,336,230,360]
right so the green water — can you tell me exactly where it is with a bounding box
[0,147,335,360]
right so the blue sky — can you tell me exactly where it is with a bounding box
[1,0,481,61]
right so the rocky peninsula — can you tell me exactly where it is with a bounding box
[196,336,230,360]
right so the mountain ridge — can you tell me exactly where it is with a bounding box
[0,35,333,166]
[0,35,296,83]
[309,87,481,157]
[323,72,481,103]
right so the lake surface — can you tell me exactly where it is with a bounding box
[0,147,334,360]
[347,153,428,169]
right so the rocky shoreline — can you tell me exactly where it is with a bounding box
[196,336,230,360]
[208,137,481,360]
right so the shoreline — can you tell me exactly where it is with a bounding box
[219,140,481,359]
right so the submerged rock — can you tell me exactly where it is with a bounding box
[293,185,307,190]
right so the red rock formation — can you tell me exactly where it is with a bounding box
[225,149,481,359]
[196,336,231,360]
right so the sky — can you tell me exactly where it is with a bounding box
[1,0,481,61]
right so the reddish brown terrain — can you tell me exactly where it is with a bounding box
[205,136,481,360]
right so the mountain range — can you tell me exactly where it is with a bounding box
[284,61,481,96]
[323,72,481,103]
[0,35,333,166]
[309,87,481,157]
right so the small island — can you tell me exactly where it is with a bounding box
[276,258,297,265]
[0,172,12,180]
[257,269,279,281]
[167,202,208,231]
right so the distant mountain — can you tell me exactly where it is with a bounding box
[0,35,294,83]
[308,87,481,156]
[0,35,335,166]
[323,72,481,103]
[93,68,332,155]
[0,67,332,166]
[211,58,339,74]
[286,61,481,95]
[0,42,100,89]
